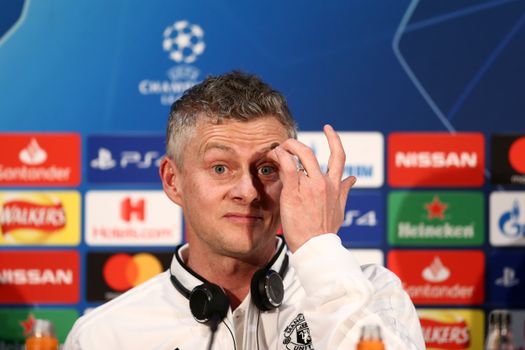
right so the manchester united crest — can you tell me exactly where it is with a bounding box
[283,313,314,350]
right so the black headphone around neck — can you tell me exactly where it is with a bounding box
[170,239,289,325]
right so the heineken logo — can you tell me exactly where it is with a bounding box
[388,192,484,246]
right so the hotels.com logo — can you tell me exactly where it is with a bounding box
[387,250,484,305]
[0,133,81,186]
[85,190,182,246]
[0,250,79,303]
[121,197,145,222]
[388,132,484,187]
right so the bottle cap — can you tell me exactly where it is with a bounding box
[360,324,382,341]
[30,319,56,338]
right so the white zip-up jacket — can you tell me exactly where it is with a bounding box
[65,234,425,349]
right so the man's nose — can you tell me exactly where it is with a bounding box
[229,170,261,204]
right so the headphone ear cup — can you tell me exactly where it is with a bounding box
[250,269,284,311]
[189,283,229,323]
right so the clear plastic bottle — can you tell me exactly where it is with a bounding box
[357,324,385,350]
[485,310,515,350]
[25,319,59,350]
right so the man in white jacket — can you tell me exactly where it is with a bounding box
[65,71,425,349]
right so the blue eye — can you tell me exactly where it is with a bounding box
[213,165,226,174]
[258,165,276,176]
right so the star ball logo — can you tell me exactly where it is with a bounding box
[139,20,206,106]
[388,192,484,246]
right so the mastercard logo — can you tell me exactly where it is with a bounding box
[103,253,163,291]
[509,137,525,174]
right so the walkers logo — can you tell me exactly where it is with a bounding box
[387,250,484,305]
[283,313,314,350]
[490,191,525,246]
[87,135,164,183]
[0,308,78,346]
[138,20,205,106]
[491,134,525,185]
[0,250,79,303]
[388,192,484,246]
[417,309,484,349]
[339,192,383,246]
[85,190,182,246]
[0,191,80,245]
[298,132,383,188]
[388,132,484,187]
[86,251,172,302]
[0,133,81,186]
[487,251,525,307]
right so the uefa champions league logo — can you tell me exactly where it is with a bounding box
[162,21,205,64]
[138,20,205,106]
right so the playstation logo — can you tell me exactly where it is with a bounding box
[90,148,117,170]
[495,267,520,287]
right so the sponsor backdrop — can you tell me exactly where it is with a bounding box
[1,0,524,348]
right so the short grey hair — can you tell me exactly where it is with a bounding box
[165,71,297,167]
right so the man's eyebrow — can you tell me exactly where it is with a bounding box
[202,142,235,154]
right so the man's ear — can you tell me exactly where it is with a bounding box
[160,156,183,206]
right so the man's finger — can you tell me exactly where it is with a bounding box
[324,124,346,183]
[339,176,357,211]
[268,146,300,190]
[278,139,322,178]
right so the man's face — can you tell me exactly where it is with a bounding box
[170,116,289,260]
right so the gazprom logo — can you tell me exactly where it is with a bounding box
[490,192,525,246]
[498,200,525,239]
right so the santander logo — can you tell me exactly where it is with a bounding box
[19,139,48,165]
[422,256,450,283]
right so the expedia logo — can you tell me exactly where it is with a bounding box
[283,313,314,350]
